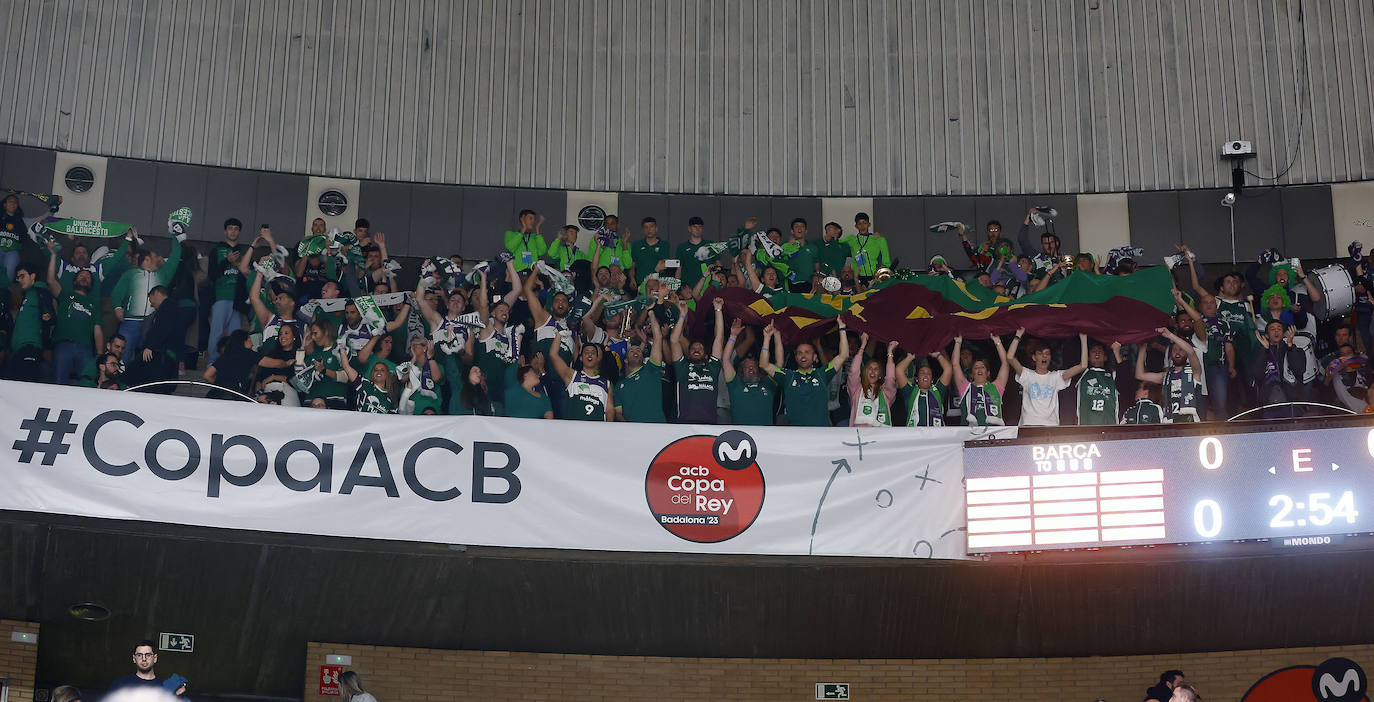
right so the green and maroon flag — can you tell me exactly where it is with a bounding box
[697,267,1174,355]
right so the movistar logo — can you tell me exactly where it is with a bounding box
[716,438,753,463]
[1319,670,1360,697]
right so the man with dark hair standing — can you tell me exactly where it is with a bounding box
[670,297,726,424]
[674,215,712,291]
[630,216,670,287]
[108,640,162,691]
[817,221,850,278]
[129,286,179,387]
[208,217,249,365]
[782,218,819,292]
[1145,670,1185,702]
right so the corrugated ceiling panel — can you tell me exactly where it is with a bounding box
[2,0,1369,196]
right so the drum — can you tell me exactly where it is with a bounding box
[1311,264,1355,320]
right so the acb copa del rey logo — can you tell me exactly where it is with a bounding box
[645,430,765,542]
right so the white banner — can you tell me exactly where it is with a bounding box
[0,381,1013,559]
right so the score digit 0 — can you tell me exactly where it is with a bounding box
[1199,437,1223,470]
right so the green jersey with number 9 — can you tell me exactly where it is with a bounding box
[567,370,610,421]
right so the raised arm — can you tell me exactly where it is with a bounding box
[991,334,1010,387]
[669,300,689,362]
[1135,341,1164,384]
[581,292,608,339]
[523,262,550,327]
[710,297,726,359]
[548,329,576,384]
[249,270,273,326]
[722,317,744,382]
[831,317,850,369]
[1295,260,1322,302]
[1006,327,1026,375]
[44,241,62,296]
[383,303,410,333]
[1178,245,1209,300]
[414,269,443,328]
[848,333,868,392]
[951,336,968,387]
[648,314,665,365]
[339,346,360,384]
[758,322,779,375]
[934,349,953,386]
[894,346,917,389]
[1062,333,1089,380]
[1173,288,1206,342]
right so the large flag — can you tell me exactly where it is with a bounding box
[697,267,1175,355]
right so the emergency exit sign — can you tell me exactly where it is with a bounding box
[816,682,850,699]
[158,633,194,652]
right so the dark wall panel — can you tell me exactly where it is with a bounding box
[1034,194,1080,257]
[152,163,209,239]
[1281,184,1337,260]
[718,196,773,235]
[461,187,515,261]
[972,196,1030,254]
[101,159,159,236]
[407,184,465,259]
[254,173,308,245]
[666,195,723,244]
[0,145,54,194]
[203,168,260,242]
[1179,189,1245,265]
[512,190,566,239]
[357,180,416,257]
[922,197,978,268]
[769,198,823,240]
[1128,191,1182,262]
[873,198,927,270]
[617,193,671,242]
[1229,188,1286,262]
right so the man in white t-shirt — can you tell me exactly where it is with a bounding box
[1007,330,1088,426]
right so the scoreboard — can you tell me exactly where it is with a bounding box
[962,423,1374,553]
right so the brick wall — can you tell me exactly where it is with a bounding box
[303,641,1374,701]
[0,620,40,702]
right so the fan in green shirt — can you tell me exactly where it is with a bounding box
[503,209,548,272]
[816,222,851,276]
[301,319,350,408]
[783,218,819,291]
[505,362,554,419]
[547,225,592,272]
[593,232,633,271]
[614,315,668,422]
[759,318,850,427]
[842,212,891,278]
[722,318,776,426]
[894,348,953,427]
[630,217,671,286]
[675,216,713,291]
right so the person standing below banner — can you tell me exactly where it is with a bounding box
[951,334,1011,426]
[1135,327,1204,423]
[847,334,898,427]
[1006,329,1088,426]
[895,347,952,427]
[1076,340,1124,425]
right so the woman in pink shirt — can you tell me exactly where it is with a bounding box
[848,333,898,426]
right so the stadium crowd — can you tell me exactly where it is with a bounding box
[2,194,1371,427]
